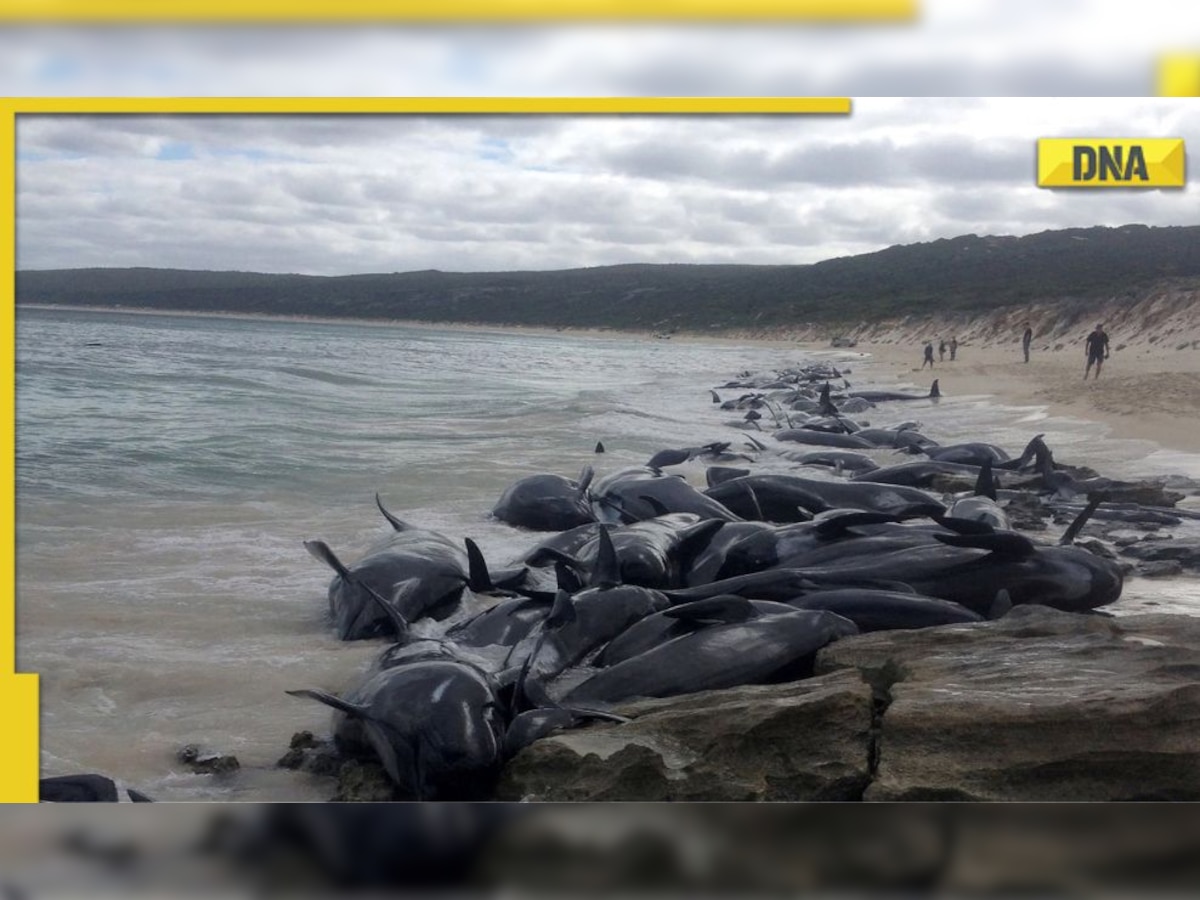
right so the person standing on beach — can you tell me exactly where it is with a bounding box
[949,337,958,361]
[1084,323,1110,380]
[938,339,946,362]
[1022,323,1033,363]
[922,341,935,369]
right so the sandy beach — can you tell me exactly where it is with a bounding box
[842,336,1200,454]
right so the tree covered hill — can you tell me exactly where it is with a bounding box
[17,224,1200,331]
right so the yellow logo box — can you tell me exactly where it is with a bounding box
[1037,138,1185,188]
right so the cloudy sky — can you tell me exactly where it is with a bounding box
[15,98,1198,275]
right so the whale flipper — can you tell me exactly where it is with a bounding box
[286,688,368,718]
[375,493,414,532]
[663,595,757,625]
[934,531,1035,557]
[1059,493,1105,546]
[304,539,352,580]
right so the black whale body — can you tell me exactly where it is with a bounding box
[306,530,469,642]
[492,467,596,532]
[705,474,945,519]
[560,604,858,707]
[590,467,741,524]
[289,659,507,800]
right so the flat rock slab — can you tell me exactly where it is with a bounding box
[1122,538,1200,571]
[496,669,873,801]
[816,605,1200,800]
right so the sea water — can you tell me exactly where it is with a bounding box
[16,306,1200,800]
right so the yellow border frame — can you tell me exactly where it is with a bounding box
[1159,54,1200,97]
[3,94,851,803]
[0,0,916,22]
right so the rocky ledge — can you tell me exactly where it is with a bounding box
[498,606,1200,802]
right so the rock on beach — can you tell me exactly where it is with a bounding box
[500,606,1200,801]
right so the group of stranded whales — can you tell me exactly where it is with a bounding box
[262,359,1142,803]
[41,359,1148,802]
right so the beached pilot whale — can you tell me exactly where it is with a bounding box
[795,528,1123,616]
[39,774,153,802]
[589,467,742,524]
[540,515,727,591]
[789,588,989,631]
[304,495,473,641]
[777,449,880,474]
[848,379,940,403]
[594,597,806,668]
[559,600,858,707]
[705,473,946,520]
[849,459,985,488]
[947,458,1010,529]
[772,428,875,450]
[512,581,671,710]
[289,658,508,800]
[492,466,596,532]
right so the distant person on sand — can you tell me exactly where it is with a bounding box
[1022,323,1033,363]
[938,339,946,362]
[949,337,958,361]
[1084,323,1110,380]
[922,341,934,369]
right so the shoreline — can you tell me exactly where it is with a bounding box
[841,338,1200,455]
[22,302,1200,455]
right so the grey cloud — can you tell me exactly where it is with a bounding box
[592,134,1030,189]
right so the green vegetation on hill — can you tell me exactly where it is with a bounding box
[16,224,1200,331]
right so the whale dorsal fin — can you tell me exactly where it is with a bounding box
[546,589,577,629]
[975,457,998,501]
[592,526,621,589]
[464,538,494,593]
